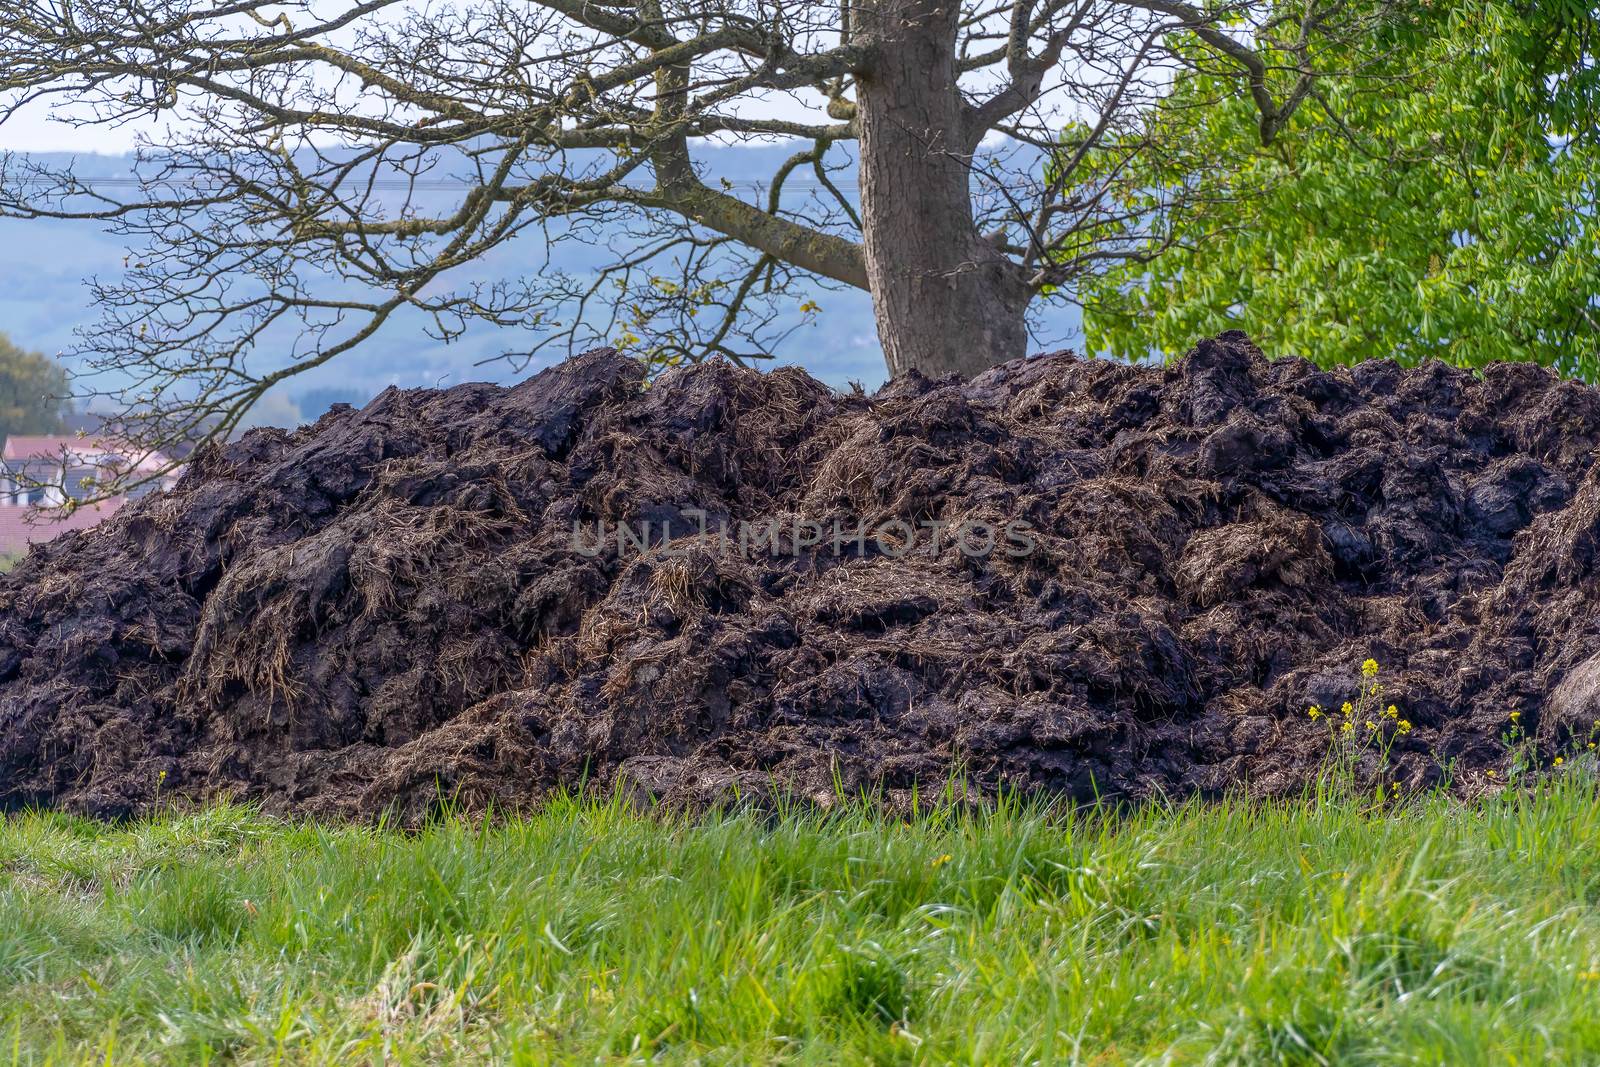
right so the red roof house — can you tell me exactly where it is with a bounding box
[0,500,121,559]
[0,434,179,559]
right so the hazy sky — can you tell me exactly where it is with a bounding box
[0,6,1051,156]
[0,96,166,153]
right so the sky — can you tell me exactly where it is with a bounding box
[0,102,149,153]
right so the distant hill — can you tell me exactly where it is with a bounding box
[0,146,1080,423]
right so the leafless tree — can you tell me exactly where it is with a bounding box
[0,0,1343,491]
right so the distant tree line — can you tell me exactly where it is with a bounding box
[0,334,70,441]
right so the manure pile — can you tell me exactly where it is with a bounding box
[5,333,1600,819]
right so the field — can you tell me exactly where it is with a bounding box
[6,781,1600,1064]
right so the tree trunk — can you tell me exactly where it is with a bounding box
[856,0,1031,380]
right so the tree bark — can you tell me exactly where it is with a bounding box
[856,0,1031,379]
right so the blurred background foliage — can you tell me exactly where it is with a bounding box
[0,332,70,439]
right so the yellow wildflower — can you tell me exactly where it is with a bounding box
[1397,719,1412,735]
[1510,711,1522,722]
[1308,705,1322,720]
[1556,757,1566,767]
[1341,702,1354,716]
[1340,721,1354,735]
[1366,720,1378,731]
[1362,658,1379,678]
[1386,705,1399,719]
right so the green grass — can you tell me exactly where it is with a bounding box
[6,781,1600,1064]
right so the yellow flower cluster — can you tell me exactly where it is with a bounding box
[1308,656,1418,787]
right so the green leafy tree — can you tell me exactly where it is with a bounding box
[1075,0,1600,377]
[0,334,71,440]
